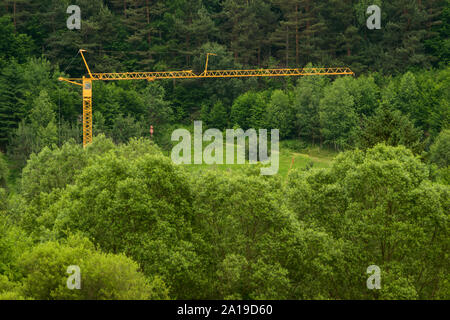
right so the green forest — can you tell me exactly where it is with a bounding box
[0,0,449,300]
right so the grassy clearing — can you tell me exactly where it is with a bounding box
[172,139,337,179]
[277,149,334,177]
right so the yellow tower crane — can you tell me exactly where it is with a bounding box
[59,49,354,147]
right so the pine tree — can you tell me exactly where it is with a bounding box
[270,0,298,67]
[220,0,260,65]
[174,2,217,67]
[29,89,58,150]
[297,0,328,65]
[123,0,156,68]
[0,60,25,148]
[108,0,129,17]
[381,0,442,72]
[358,106,424,154]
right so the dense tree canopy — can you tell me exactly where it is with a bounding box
[286,144,449,299]
[1,136,446,300]
[0,0,448,301]
[2,0,446,73]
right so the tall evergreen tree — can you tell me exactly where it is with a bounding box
[0,61,25,148]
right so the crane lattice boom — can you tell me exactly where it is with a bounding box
[59,50,354,147]
[88,67,354,81]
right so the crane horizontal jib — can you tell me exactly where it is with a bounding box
[89,67,354,81]
[58,49,354,147]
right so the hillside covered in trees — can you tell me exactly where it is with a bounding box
[0,0,449,300]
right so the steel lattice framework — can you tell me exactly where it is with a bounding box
[89,67,354,81]
[59,50,354,147]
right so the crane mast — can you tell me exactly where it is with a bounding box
[59,50,354,147]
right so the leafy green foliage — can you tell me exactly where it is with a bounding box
[109,114,146,144]
[319,78,358,150]
[231,91,267,130]
[357,107,424,153]
[0,213,32,279]
[286,144,449,299]
[429,129,450,168]
[204,101,228,131]
[265,90,294,139]
[17,235,168,300]
[293,74,329,144]
[24,138,200,299]
[21,140,86,201]
[0,274,27,300]
[0,0,448,301]
[0,153,8,187]
[191,168,345,299]
[0,15,34,67]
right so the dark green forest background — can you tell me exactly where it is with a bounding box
[0,0,449,300]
